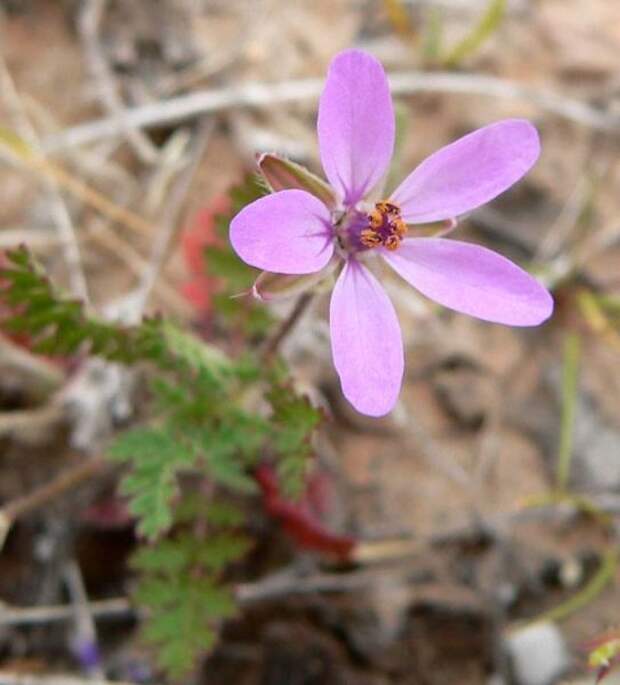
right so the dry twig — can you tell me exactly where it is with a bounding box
[43,70,620,152]
[0,405,65,442]
[78,0,158,163]
[131,120,213,318]
[0,674,144,685]
[0,52,89,302]
[0,458,107,550]
[0,334,64,396]
[0,145,191,315]
[0,598,132,627]
[63,560,104,678]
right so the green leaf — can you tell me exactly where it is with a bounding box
[205,453,258,493]
[204,245,255,287]
[133,577,179,608]
[267,377,322,498]
[173,496,246,527]
[132,509,247,679]
[0,246,238,381]
[188,421,265,493]
[132,541,191,575]
[108,427,196,539]
[195,534,252,572]
[203,500,246,527]
[160,319,232,379]
[137,576,234,678]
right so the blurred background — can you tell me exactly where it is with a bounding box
[1,1,620,684]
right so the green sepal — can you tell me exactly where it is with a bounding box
[252,255,339,302]
[257,153,337,208]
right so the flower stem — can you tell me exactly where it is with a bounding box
[260,292,314,362]
[556,332,580,491]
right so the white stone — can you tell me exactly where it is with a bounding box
[505,622,569,685]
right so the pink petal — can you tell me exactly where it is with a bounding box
[330,259,404,416]
[391,120,540,224]
[229,190,334,274]
[382,238,553,326]
[318,50,395,206]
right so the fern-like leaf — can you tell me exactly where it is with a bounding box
[131,507,249,678]
[108,428,195,539]
[267,376,322,497]
[0,247,233,380]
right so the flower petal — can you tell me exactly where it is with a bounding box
[318,49,395,206]
[230,189,334,274]
[330,259,404,416]
[382,238,553,326]
[391,120,540,224]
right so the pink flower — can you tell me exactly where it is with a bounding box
[230,49,553,417]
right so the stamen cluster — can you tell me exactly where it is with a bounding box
[360,201,407,251]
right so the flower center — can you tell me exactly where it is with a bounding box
[360,201,406,251]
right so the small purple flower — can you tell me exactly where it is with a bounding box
[72,638,102,674]
[230,49,553,417]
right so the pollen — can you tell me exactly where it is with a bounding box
[359,229,382,247]
[360,201,407,251]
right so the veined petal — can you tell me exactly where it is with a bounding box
[382,238,553,326]
[230,189,334,275]
[330,259,404,416]
[391,120,540,224]
[318,50,395,206]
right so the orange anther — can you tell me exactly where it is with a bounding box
[384,235,401,251]
[363,201,407,251]
[360,228,382,247]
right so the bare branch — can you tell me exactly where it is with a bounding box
[43,70,620,152]
[78,0,158,163]
[0,54,90,302]
[0,673,142,685]
[130,120,213,319]
[0,458,107,550]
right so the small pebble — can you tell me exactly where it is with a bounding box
[504,622,569,685]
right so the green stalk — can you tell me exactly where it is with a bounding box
[556,333,581,492]
[443,0,506,67]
